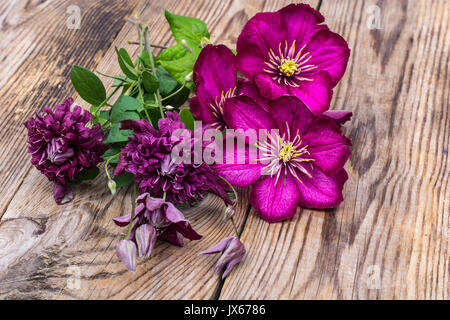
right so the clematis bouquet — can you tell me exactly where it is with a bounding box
[24,4,352,278]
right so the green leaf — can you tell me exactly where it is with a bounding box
[156,66,179,96]
[110,96,141,123]
[70,66,106,105]
[164,10,210,48]
[104,122,136,144]
[180,109,195,131]
[159,51,198,91]
[113,172,134,187]
[115,47,138,80]
[142,71,160,93]
[158,43,189,61]
[75,166,100,181]
[146,107,162,129]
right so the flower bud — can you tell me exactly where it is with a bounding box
[184,72,193,82]
[116,239,137,273]
[181,39,193,53]
[164,105,175,110]
[222,206,235,222]
[108,179,116,195]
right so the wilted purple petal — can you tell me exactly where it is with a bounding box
[135,224,157,257]
[116,239,137,273]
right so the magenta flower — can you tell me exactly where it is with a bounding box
[24,98,107,204]
[200,236,245,279]
[214,96,351,222]
[114,112,230,204]
[190,44,270,131]
[114,193,202,272]
[236,3,350,114]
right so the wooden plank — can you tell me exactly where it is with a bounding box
[220,0,449,299]
[0,0,140,217]
[0,0,319,299]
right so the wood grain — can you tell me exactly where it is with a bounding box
[0,0,448,300]
[220,0,449,300]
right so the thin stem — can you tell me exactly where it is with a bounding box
[230,217,239,238]
[163,191,167,201]
[94,86,120,115]
[105,152,121,180]
[128,41,168,49]
[125,183,137,239]
[161,83,186,102]
[143,25,164,118]
[218,175,239,206]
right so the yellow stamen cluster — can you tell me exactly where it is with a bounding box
[279,58,298,77]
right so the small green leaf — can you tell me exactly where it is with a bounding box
[164,10,210,48]
[115,47,138,80]
[180,109,195,131]
[159,51,198,91]
[75,166,100,181]
[70,66,106,106]
[104,122,136,144]
[114,172,134,187]
[110,96,141,123]
[142,71,160,93]
[156,66,179,96]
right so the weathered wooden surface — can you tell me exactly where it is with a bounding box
[0,0,448,300]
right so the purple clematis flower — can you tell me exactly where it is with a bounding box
[114,112,231,204]
[24,98,107,204]
[200,236,245,279]
[190,44,270,131]
[214,95,352,223]
[236,3,350,114]
[114,193,202,272]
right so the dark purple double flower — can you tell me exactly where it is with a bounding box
[114,193,202,272]
[114,112,231,205]
[24,98,107,204]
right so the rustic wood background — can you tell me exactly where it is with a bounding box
[0,0,448,300]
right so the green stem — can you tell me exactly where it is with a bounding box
[230,217,239,238]
[218,175,239,205]
[160,83,186,102]
[125,183,137,239]
[94,86,120,115]
[163,191,167,201]
[105,152,121,180]
[143,25,164,118]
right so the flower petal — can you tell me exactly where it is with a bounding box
[296,168,348,209]
[268,96,314,137]
[320,110,353,126]
[135,224,157,257]
[223,96,275,130]
[53,183,73,205]
[303,117,351,176]
[199,236,234,255]
[250,174,300,223]
[253,72,289,100]
[235,45,267,80]
[193,44,237,109]
[278,3,328,46]
[236,79,271,112]
[304,30,350,86]
[288,71,333,115]
[116,239,137,273]
[236,11,286,59]
[189,96,217,124]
